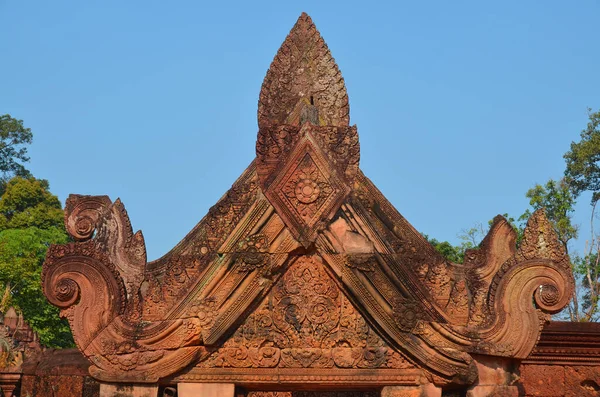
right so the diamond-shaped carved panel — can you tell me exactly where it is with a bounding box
[280,153,335,224]
[265,135,349,245]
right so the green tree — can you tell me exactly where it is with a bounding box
[562,109,600,321]
[565,108,600,204]
[519,179,578,251]
[0,115,32,183]
[0,177,63,230]
[422,234,464,263]
[425,214,521,264]
[0,176,73,347]
[515,178,587,320]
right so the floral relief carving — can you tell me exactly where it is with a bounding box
[188,298,218,329]
[198,256,413,370]
[392,299,421,332]
[281,153,334,223]
[236,234,270,273]
[258,13,349,129]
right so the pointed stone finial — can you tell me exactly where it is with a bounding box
[258,13,350,128]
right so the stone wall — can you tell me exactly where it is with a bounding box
[516,321,600,397]
[518,364,600,397]
[19,348,98,397]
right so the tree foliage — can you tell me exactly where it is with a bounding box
[0,227,71,346]
[0,177,63,231]
[425,214,521,264]
[565,108,600,204]
[559,108,600,321]
[519,178,578,252]
[422,234,464,263]
[0,177,73,347]
[0,115,32,183]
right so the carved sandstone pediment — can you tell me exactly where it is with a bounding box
[42,13,574,389]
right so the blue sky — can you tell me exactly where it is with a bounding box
[2,1,599,260]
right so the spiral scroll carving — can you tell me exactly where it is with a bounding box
[53,278,80,307]
[65,195,112,241]
[535,284,561,309]
[478,259,574,358]
[43,244,126,349]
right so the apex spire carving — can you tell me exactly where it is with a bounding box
[256,13,359,245]
[258,13,350,129]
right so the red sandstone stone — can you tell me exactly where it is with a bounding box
[564,366,600,397]
[34,11,579,397]
[520,365,564,397]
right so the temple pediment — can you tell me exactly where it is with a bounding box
[42,12,574,392]
[195,255,414,370]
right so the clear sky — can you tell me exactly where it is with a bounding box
[2,1,599,260]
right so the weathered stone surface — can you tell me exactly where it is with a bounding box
[472,356,516,386]
[83,376,101,397]
[19,348,98,397]
[465,355,519,397]
[466,385,518,397]
[381,384,441,397]
[37,375,84,397]
[20,375,100,397]
[520,365,564,397]
[22,348,90,376]
[518,322,600,397]
[99,383,157,397]
[20,374,99,397]
[517,364,600,397]
[39,10,576,396]
[381,387,422,397]
[178,383,234,397]
[564,366,600,397]
[246,393,378,397]
[20,375,36,395]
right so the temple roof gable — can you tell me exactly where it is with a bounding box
[42,13,574,389]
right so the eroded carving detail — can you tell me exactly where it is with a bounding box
[281,153,334,222]
[258,13,349,129]
[198,256,413,369]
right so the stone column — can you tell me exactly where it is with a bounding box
[99,383,159,397]
[0,373,21,397]
[381,383,442,397]
[178,383,235,397]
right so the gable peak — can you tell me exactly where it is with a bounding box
[257,13,349,129]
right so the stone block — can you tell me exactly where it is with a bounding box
[466,385,519,397]
[178,383,235,397]
[99,383,158,397]
[519,365,564,397]
[564,366,600,397]
[18,375,84,397]
[381,384,441,397]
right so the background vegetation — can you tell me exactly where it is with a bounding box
[427,108,600,321]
